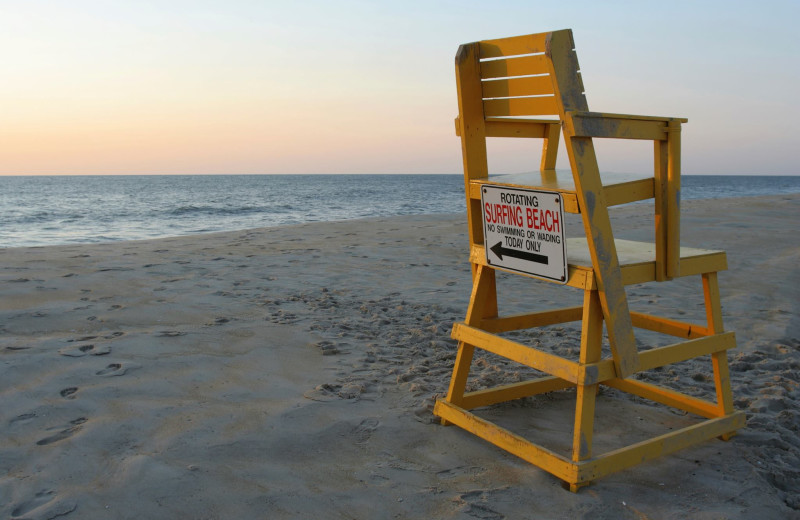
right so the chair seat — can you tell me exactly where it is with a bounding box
[566,238,727,284]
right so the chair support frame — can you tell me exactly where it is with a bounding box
[435,29,743,491]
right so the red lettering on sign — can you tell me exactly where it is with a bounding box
[485,203,523,226]
[551,209,560,233]
[524,208,560,232]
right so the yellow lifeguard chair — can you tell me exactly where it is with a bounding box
[433,29,745,491]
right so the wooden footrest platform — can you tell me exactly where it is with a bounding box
[434,399,745,489]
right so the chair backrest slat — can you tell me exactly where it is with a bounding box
[483,96,559,118]
[480,54,550,79]
[480,58,558,117]
[476,35,564,118]
[478,33,548,58]
[481,75,553,98]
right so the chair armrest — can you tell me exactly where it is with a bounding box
[566,111,686,140]
[570,111,687,123]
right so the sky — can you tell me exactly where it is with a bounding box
[1,0,798,176]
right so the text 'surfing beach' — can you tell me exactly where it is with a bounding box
[1,180,799,517]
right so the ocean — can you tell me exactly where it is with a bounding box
[1,174,798,248]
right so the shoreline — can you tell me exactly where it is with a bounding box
[2,212,460,251]
[3,192,798,252]
[1,194,798,518]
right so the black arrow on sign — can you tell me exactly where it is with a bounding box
[490,242,548,265]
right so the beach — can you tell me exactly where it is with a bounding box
[1,194,798,519]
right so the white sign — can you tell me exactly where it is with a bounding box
[481,185,567,283]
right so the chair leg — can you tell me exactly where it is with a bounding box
[703,272,736,439]
[466,265,498,325]
[570,289,604,492]
[441,341,476,426]
[442,265,498,425]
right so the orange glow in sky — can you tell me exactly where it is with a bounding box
[1,1,797,175]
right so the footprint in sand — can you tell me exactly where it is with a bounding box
[436,465,487,479]
[338,382,365,399]
[66,335,98,343]
[351,418,380,444]
[303,383,341,402]
[10,489,55,517]
[456,491,505,520]
[60,387,78,399]
[36,417,87,446]
[58,344,111,357]
[156,330,186,337]
[314,340,340,356]
[94,361,140,377]
[10,413,37,426]
[95,363,123,376]
[10,489,77,519]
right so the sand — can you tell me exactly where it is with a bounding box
[1,194,798,519]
